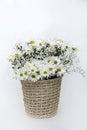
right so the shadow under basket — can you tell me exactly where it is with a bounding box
[21,77,62,119]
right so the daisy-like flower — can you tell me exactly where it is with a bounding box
[39,42,44,47]
[23,69,29,80]
[44,57,51,64]
[29,65,37,74]
[48,66,56,75]
[17,69,24,80]
[56,66,65,76]
[42,70,49,77]
[51,57,60,66]
[25,49,33,55]
[41,65,49,78]
[27,40,35,45]
[45,62,56,75]
[30,73,38,82]
[35,39,45,50]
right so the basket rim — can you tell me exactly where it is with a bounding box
[21,76,62,84]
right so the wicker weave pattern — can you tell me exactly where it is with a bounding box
[21,77,62,118]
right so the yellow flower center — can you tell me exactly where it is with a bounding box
[31,69,35,72]
[54,60,58,64]
[24,71,28,75]
[57,68,61,72]
[15,53,19,58]
[20,73,23,77]
[48,60,51,63]
[39,43,43,46]
[28,40,35,45]
[43,71,47,74]
[49,68,53,71]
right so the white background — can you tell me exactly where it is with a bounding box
[0,0,87,130]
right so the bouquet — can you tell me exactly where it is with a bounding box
[9,39,83,82]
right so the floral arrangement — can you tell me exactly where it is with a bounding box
[9,39,83,82]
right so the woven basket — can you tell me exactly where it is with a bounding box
[21,77,62,118]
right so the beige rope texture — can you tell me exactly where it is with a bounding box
[21,77,62,118]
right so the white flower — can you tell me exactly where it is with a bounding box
[42,70,49,77]
[42,62,56,76]
[17,69,24,80]
[27,40,35,46]
[44,57,52,64]
[52,57,60,65]
[45,56,60,66]
[41,65,49,78]
[29,65,37,74]
[29,73,38,82]
[17,67,29,80]
[23,69,29,80]
[35,39,45,50]
[26,40,37,51]
[56,66,65,76]
[52,59,60,66]
[47,66,56,75]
